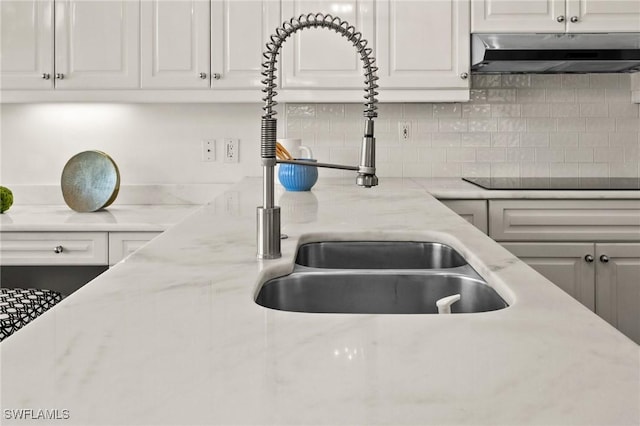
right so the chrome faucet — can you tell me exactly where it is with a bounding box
[257,13,379,260]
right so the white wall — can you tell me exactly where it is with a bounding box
[1,74,639,189]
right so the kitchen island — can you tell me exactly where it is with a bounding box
[1,178,638,425]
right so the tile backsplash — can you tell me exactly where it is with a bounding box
[285,74,640,178]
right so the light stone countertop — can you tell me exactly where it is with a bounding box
[412,178,640,199]
[1,178,638,425]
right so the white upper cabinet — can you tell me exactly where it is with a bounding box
[140,0,211,89]
[1,0,54,89]
[55,0,140,89]
[376,0,470,91]
[472,0,640,33]
[210,0,280,89]
[280,0,375,89]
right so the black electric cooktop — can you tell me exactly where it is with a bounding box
[462,177,640,190]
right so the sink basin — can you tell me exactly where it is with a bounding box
[295,241,467,269]
[255,272,507,314]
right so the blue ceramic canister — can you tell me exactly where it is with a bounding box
[278,159,318,191]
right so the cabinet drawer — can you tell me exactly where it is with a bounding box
[109,232,161,266]
[0,232,108,266]
[489,200,640,242]
[440,200,488,234]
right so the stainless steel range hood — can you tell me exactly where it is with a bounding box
[471,33,640,74]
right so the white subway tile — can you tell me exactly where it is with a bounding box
[377,103,403,118]
[561,74,590,88]
[470,90,488,103]
[550,163,579,177]
[329,147,359,164]
[476,148,506,163]
[585,117,615,132]
[522,104,550,117]
[403,162,432,177]
[498,118,527,131]
[488,89,517,103]
[416,118,439,134]
[609,162,638,177]
[490,163,519,177]
[433,104,462,118]
[624,145,639,163]
[531,75,561,88]
[462,104,491,118]
[447,147,476,162]
[577,88,605,103]
[517,89,546,103]
[551,104,580,117]
[579,163,609,177]
[579,103,608,117]
[590,74,620,88]
[579,133,609,147]
[546,89,576,103]
[610,132,638,146]
[527,118,557,132]
[594,147,625,163]
[471,75,501,88]
[535,148,564,163]
[468,118,498,132]
[403,103,433,118]
[491,104,521,117]
[507,148,535,162]
[564,148,594,163]
[439,118,468,132]
[432,162,462,177]
[550,132,579,147]
[286,119,302,136]
[461,132,491,147]
[501,75,531,88]
[401,147,421,163]
[287,104,316,117]
[521,133,549,147]
[491,133,519,147]
[432,133,461,147]
[317,104,345,119]
[605,89,631,103]
[609,103,639,118]
[462,163,491,177]
[377,162,404,177]
[557,117,585,132]
[616,118,640,132]
[418,147,447,163]
[345,104,364,118]
[520,163,549,177]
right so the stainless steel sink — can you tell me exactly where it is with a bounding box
[255,272,507,314]
[295,241,467,269]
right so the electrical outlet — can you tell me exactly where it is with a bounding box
[398,121,411,141]
[224,139,239,163]
[202,140,215,162]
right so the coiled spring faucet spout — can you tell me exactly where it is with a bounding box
[257,13,379,259]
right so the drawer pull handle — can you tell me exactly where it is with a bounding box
[584,254,594,263]
[54,246,64,254]
[600,255,609,263]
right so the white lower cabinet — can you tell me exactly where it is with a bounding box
[0,232,108,266]
[491,199,640,344]
[108,232,162,266]
[440,200,488,234]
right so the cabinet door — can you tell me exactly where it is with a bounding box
[54,0,140,89]
[211,0,280,89]
[280,0,375,89]
[0,232,108,266]
[471,0,566,33]
[501,242,595,310]
[376,0,469,90]
[440,200,488,234]
[567,0,640,32]
[108,232,161,266]
[0,0,54,89]
[141,0,210,89]
[595,243,640,344]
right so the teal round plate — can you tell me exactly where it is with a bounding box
[61,150,120,212]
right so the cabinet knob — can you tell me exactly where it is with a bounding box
[556,15,565,22]
[54,246,64,254]
[570,16,579,23]
[41,73,51,80]
[459,72,468,80]
[199,72,207,79]
[600,255,609,263]
[55,73,64,80]
[584,254,594,263]
[212,73,221,80]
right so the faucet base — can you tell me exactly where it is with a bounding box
[257,206,281,259]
